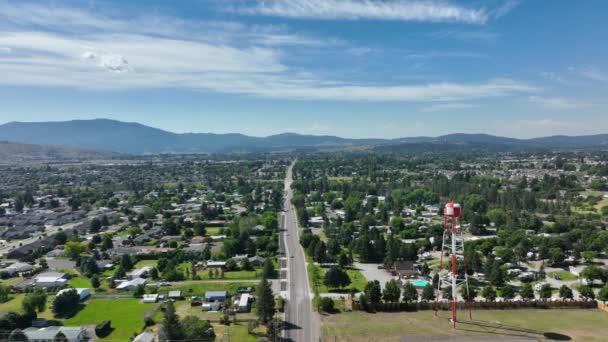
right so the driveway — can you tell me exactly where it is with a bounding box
[353,262,397,289]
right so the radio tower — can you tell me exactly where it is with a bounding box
[434,201,472,328]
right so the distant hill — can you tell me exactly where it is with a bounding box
[0,119,606,154]
[0,141,120,163]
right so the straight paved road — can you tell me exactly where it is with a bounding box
[282,161,321,342]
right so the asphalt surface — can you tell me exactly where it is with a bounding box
[282,161,321,342]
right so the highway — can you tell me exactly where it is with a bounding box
[282,161,321,342]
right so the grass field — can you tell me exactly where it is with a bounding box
[308,263,367,293]
[134,260,159,268]
[213,322,264,341]
[157,280,258,297]
[322,309,608,341]
[69,276,93,288]
[548,270,578,281]
[65,299,152,341]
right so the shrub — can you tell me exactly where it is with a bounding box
[319,297,335,313]
[95,320,112,337]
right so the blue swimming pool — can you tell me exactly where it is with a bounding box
[408,279,430,287]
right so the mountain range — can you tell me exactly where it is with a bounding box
[0,119,607,154]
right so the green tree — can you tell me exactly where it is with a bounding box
[52,289,79,317]
[319,297,335,313]
[559,285,573,301]
[0,285,10,303]
[581,265,604,282]
[482,285,497,302]
[323,267,351,290]
[539,284,552,301]
[501,285,516,301]
[580,251,597,263]
[91,275,101,289]
[22,289,47,316]
[402,282,418,303]
[256,277,276,324]
[579,285,595,301]
[262,258,277,279]
[181,315,215,340]
[159,301,183,342]
[597,284,608,304]
[364,280,382,306]
[520,283,535,301]
[421,284,435,301]
[461,286,478,301]
[64,241,86,259]
[382,280,401,302]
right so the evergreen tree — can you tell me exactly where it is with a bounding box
[256,277,276,324]
[382,279,401,302]
[159,301,183,342]
[402,282,418,303]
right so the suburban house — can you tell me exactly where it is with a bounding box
[129,266,153,279]
[0,262,33,275]
[205,290,228,302]
[34,272,68,290]
[116,277,147,290]
[237,293,251,312]
[248,255,266,266]
[168,290,182,300]
[392,261,420,279]
[143,294,159,303]
[20,326,88,342]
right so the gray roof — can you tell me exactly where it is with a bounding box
[205,290,227,298]
[23,326,83,341]
[133,331,155,342]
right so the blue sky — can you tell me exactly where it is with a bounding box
[0,0,606,138]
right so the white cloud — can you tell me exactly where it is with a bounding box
[528,96,588,110]
[491,0,521,19]
[0,3,538,102]
[234,0,488,24]
[81,51,131,73]
[578,67,608,83]
[421,103,479,112]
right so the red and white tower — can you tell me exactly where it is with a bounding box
[434,201,471,328]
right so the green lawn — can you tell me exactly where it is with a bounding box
[65,299,152,341]
[157,281,257,297]
[69,276,92,288]
[0,294,25,313]
[205,227,224,235]
[214,323,262,341]
[548,270,578,281]
[308,262,366,293]
[134,260,158,268]
[322,309,608,342]
[198,268,262,280]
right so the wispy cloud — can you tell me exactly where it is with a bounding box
[491,0,521,19]
[0,3,538,102]
[233,0,489,24]
[539,71,569,85]
[528,96,588,110]
[421,103,479,112]
[428,30,499,42]
[578,66,608,83]
[405,51,488,59]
